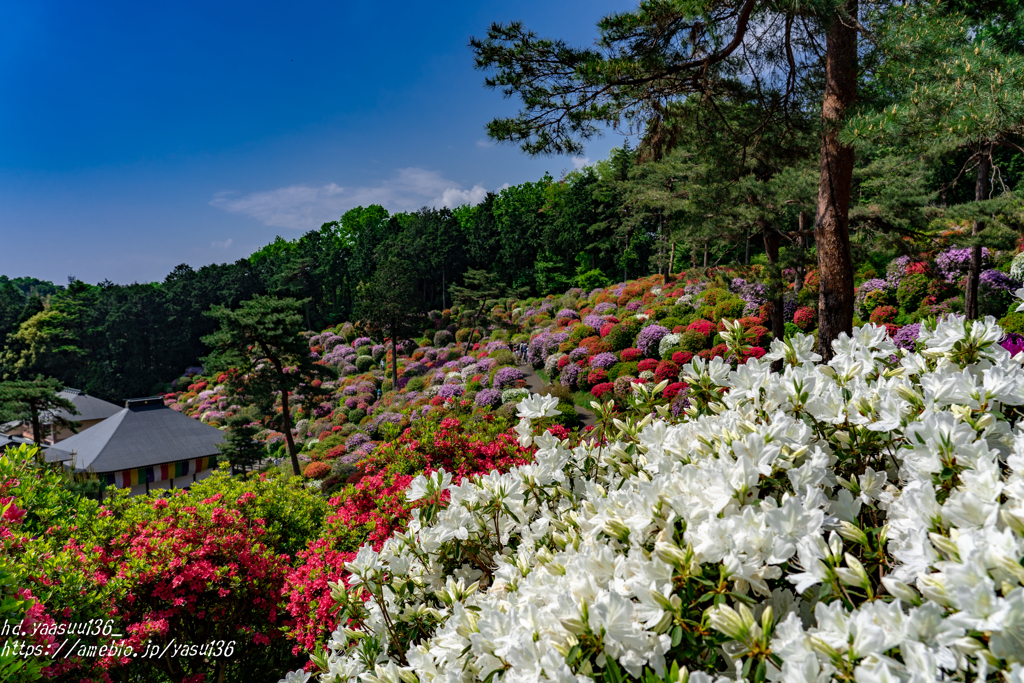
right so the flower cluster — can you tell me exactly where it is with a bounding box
[286,314,1024,683]
[636,324,670,358]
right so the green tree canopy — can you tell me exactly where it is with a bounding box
[202,295,336,476]
[0,376,79,446]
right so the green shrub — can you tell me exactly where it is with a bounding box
[607,361,639,382]
[405,376,426,392]
[551,401,582,430]
[434,329,454,347]
[538,383,572,401]
[355,355,375,372]
[660,316,683,331]
[675,311,697,327]
[339,323,357,343]
[606,324,634,351]
[381,379,393,392]
[784,322,801,339]
[347,408,366,424]
[575,268,610,291]
[678,330,707,353]
[1000,311,1024,335]
[455,328,473,343]
[568,325,596,343]
[661,345,683,360]
[712,297,746,321]
[496,402,518,420]
[896,273,929,311]
[356,345,372,357]
[488,349,516,367]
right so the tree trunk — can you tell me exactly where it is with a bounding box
[814,0,858,361]
[965,149,990,320]
[280,389,300,475]
[29,401,43,446]
[668,239,676,277]
[744,227,751,265]
[703,241,709,268]
[391,325,399,391]
[761,221,785,343]
[795,211,807,293]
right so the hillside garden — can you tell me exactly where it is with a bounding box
[7,0,1024,681]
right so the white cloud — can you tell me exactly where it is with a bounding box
[572,156,591,170]
[438,185,488,208]
[476,139,494,148]
[211,238,233,249]
[210,168,496,230]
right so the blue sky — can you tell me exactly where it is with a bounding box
[0,0,634,285]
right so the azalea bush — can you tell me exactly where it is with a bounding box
[282,410,537,654]
[283,312,1024,683]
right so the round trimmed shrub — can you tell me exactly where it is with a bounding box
[613,375,637,399]
[793,306,816,331]
[568,325,596,343]
[606,324,634,351]
[870,306,898,324]
[488,349,516,367]
[619,348,642,362]
[712,297,746,321]
[999,311,1024,336]
[455,328,473,343]
[654,360,680,384]
[355,355,375,372]
[434,329,454,347]
[896,272,930,311]
[347,408,366,424]
[303,461,331,479]
[678,330,707,354]
[607,361,639,382]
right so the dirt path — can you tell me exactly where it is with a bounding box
[517,361,597,428]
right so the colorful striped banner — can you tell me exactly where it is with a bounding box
[102,456,217,489]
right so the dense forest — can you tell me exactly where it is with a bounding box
[5,0,1024,405]
[3,132,1024,405]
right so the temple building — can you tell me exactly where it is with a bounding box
[58,396,225,496]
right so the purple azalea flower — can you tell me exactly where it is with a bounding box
[636,324,670,358]
[892,323,921,351]
[492,367,526,390]
[1002,333,1024,356]
[475,388,503,408]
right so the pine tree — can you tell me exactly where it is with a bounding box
[846,4,1024,318]
[0,376,79,446]
[202,295,336,476]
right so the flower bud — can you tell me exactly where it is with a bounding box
[929,532,960,560]
[837,521,869,546]
[709,605,747,641]
[881,578,920,605]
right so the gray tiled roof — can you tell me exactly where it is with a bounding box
[59,400,225,473]
[0,434,73,462]
[45,390,122,422]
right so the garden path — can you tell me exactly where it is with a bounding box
[517,362,597,429]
